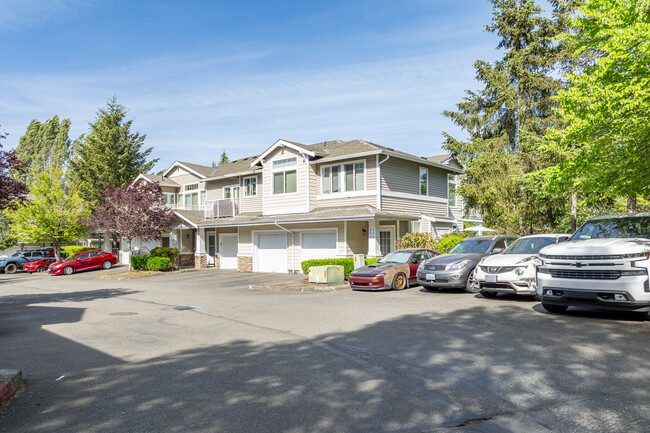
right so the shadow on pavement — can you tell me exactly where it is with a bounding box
[0,300,648,432]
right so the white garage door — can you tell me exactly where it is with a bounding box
[301,231,337,262]
[255,233,287,273]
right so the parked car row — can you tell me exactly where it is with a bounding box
[350,213,650,320]
[0,250,118,275]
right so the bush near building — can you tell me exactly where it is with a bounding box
[61,246,95,258]
[301,258,380,279]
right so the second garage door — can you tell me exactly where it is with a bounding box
[255,232,288,273]
[301,231,337,262]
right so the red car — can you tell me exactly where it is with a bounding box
[48,250,118,275]
[349,248,440,291]
[23,257,57,273]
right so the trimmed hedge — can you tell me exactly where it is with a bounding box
[146,256,171,271]
[131,255,149,270]
[150,247,179,259]
[61,246,95,258]
[301,257,381,279]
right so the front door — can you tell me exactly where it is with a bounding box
[219,233,238,269]
[207,233,216,265]
[379,228,395,256]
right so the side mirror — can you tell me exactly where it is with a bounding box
[491,248,503,254]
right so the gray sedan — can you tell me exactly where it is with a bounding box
[417,235,518,293]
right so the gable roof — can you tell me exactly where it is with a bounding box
[163,161,213,179]
[133,173,179,187]
[426,154,451,164]
[206,155,261,180]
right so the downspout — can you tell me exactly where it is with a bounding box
[377,154,390,211]
[274,222,296,273]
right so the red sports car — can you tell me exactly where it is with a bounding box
[349,248,440,291]
[48,250,118,275]
[23,257,57,273]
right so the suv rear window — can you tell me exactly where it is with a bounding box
[572,216,650,240]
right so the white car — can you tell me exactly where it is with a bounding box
[476,234,570,298]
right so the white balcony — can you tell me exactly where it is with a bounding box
[204,199,239,219]
[167,204,206,211]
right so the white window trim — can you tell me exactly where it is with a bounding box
[243,176,258,198]
[271,157,298,172]
[184,183,199,191]
[419,167,428,196]
[448,174,458,207]
[272,169,299,196]
[320,159,367,195]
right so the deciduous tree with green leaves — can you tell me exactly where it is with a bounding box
[544,0,650,212]
[14,115,72,183]
[5,169,89,260]
[443,0,580,234]
[70,96,158,204]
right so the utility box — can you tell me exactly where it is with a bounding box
[308,265,344,284]
[353,254,366,270]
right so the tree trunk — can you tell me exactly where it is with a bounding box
[627,196,637,213]
[53,239,61,261]
[571,191,577,232]
[127,239,133,271]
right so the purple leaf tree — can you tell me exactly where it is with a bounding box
[87,181,175,269]
[0,128,28,210]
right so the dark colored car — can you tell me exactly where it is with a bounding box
[23,257,58,273]
[416,235,518,293]
[349,248,440,291]
[48,250,118,275]
[0,250,52,274]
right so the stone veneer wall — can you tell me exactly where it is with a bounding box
[195,254,207,269]
[213,255,220,268]
[237,256,252,272]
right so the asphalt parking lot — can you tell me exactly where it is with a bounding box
[1,267,649,432]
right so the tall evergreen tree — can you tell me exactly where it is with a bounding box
[443,0,580,234]
[218,150,229,166]
[14,115,72,183]
[70,96,158,203]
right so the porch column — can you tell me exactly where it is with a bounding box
[195,228,207,269]
[367,219,381,257]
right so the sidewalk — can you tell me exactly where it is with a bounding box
[249,277,350,292]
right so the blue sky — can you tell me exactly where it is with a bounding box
[0,0,504,171]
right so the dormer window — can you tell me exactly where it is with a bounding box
[272,157,297,195]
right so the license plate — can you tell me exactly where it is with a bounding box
[426,274,436,281]
[486,274,497,283]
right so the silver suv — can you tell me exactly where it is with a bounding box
[537,213,650,319]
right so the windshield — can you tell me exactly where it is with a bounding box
[378,251,412,264]
[448,239,493,254]
[11,252,21,257]
[66,252,84,260]
[504,237,557,255]
[572,216,650,240]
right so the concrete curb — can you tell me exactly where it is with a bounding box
[0,369,23,407]
[249,282,350,292]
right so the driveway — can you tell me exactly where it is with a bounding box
[0,268,648,432]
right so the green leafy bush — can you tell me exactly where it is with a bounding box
[395,232,438,250]
[149,247,179,259]
[146,256,171,271]
[300,257,382,279]
[61,246,95,258]
[436,232,471,253]
[131,255,150,270]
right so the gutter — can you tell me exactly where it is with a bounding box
[274,222,296,272]
[204,169,262,182]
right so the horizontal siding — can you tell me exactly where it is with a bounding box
[346,221,368,255]
[262,148,309,215]
[381,158,449,200]
[381,196,447,216]
[205,179,237,201]
[317,194,376,208]
[241,174,263,213]
[167,168,204,188]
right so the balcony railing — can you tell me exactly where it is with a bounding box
[167,204,205,211]
[204,199,239,219]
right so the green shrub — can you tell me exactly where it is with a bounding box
[146,256,171,271]
[300,257,383,279]
[150,247,179,260]
[131,255,150,270]
[395,232,438,250]
[436,232,471,254]
[61,246,95,258]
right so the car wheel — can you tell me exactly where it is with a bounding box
[37,266,46,273]
[542,303,568,314]
[480,289,498,298]
[392,273,408,290]
[102,260,112,269]
[5,263,17,274]
[63,266,74,275]
[463,268,479,293]
[532,293,541,302]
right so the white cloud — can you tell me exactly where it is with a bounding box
[0,0,93,31]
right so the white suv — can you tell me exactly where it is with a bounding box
[536,213,650,319]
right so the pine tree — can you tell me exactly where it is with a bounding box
[70,96,158,203]
[443,0,580,234]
